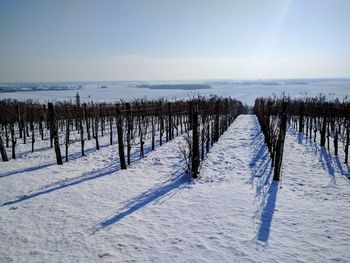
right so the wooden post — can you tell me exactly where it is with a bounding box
[92,115,95,139]
[10,123,16,159]
[327,121,330,151]
[83,103,91,140]
[151,116,155,151]
[23,119,27,144]
[299,103,304,133]
[176,115,179,137]
[140,116,144,159]
[109,117,113,145]
[334,130,338,156]
[30,121,35,152]
[206,122,210,154]
[320,116,326,146]
[159,102,163,146]
[48,103,63,165]
[273,102,287,181]
[65,118,70,162]
[126,103,132,165]
[116,104,127,169]
[39,119,44,140]
[201,122,205,160]
[345,121,349,164]
[94,117,100,150]
[192,107,199,178]
[0,134,8,161]
[80,113,85,156]
[210,122,214,147]
[168,102,172,141]
[165,118,169,142]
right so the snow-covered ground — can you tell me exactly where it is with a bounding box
[0,115,349,262]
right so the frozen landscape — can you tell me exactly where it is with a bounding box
[1,0,350,262]
[0,113,349,262]
[1,78,349,105]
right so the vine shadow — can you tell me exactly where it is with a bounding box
[91,168,189,233]
[288,126,349,183]
[1,143,157,207]
[249,118,278,244]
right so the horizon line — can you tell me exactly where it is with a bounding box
[1,76,350,84]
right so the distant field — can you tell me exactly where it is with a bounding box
[136,84,212,90]
[0,85,81,93]
[0,79,348,105]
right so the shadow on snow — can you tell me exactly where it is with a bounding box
[0,142,113,179]
[289,126,349,183]
[1,143,157,207]
[249,118,279,244]
[256,181,278,243]
[90,168,189,233]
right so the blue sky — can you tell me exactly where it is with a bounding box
[0,0,349,81]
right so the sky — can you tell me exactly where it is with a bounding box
[0,0,349,82]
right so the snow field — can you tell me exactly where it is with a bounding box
[0,115,349,262]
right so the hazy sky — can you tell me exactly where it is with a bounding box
[0,0,349,82]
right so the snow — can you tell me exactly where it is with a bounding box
[0,115,349,262]
[1,78,349,105]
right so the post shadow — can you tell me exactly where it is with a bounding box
[257,181,278,243]
[91,170,189,233]
[1,161,120,207]
[334,156,350,179]
[297,132,304,144]
[319,147,336,184]
[250,116,278,243]
[1,143,157,207]
[0,142,112,179]
[288,125,348,183]
[248,118,273,188]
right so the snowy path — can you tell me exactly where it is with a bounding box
[0,115,349,262]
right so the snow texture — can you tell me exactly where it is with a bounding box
[0,115,349,262]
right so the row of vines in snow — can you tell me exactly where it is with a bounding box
[0,97,246,177]
[254,96,350,181]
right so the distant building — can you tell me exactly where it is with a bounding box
[76,92,80,106]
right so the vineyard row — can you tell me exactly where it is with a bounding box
[0,97,246,178]
[254,96,350,181]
